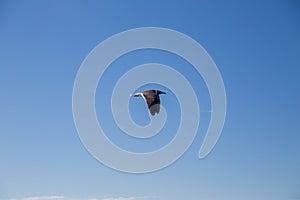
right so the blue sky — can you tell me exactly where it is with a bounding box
[0,0,300,200]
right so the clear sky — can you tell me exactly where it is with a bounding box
[0,0,300,200]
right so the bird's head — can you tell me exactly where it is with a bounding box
[157,90,166,95]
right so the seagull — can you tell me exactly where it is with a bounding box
[131,90,166,115]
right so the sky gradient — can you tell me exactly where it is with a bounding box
[0,1,300,200]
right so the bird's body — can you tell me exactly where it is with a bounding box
[131,90,166,115]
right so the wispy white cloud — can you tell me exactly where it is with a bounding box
[4,196,156,200]
[7,196,65,200]
[24,197,64,200]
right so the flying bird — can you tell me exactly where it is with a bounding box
[131,90,166,115]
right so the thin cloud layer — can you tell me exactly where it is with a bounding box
[7,196,65,200]
[4,196,151,200]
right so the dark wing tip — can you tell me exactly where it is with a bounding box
[149,104,160,115]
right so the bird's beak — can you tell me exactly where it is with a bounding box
[161,92,166,94]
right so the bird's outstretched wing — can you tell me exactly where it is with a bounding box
[142,90,161,115]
